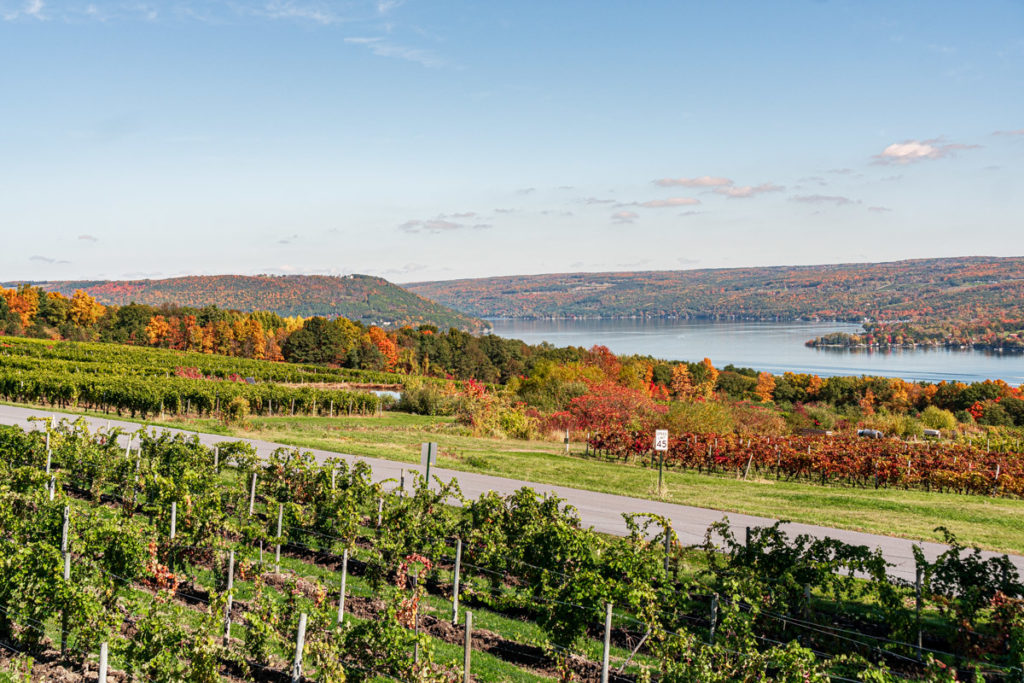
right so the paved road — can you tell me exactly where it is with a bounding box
[2,404,1021,583]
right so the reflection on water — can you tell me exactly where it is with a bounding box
[488,319,1024,385]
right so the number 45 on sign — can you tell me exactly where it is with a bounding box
[654,429,668,494]
[654,430,669,452]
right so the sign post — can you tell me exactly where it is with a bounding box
[654,429,669,494]
[420,442,438,489]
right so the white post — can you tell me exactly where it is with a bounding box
[275,503,284,573]
[291,613,307,683]
[98,642,108,683]
[452,538,462,624]
[463,611,473,683]
[213,446,219,471]
[224,549,235,644]
[600,602,612,683]
[376,497,383,527]
[48,475,55,501]
[331,467,337,491]
[45,449,51,474]
[337,549,348,625]
[61,505,71,653]
[170,501,177,540]
[248,472,257,515]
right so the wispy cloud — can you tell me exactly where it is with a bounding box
[277,233,300,245]
[790,194,858,206]
[29,255,70,264]
[611,210,638,224]
[345,37,445,68]
[993,129,1024,137]
[399,218,491,234]
[259,1,338,25]
[873,138,979,164]
[868,206,893,213]
[3,0,45,21]
[78,234,99,242]
[638,197,701,208]
[653,176,732,188]
[713,183,784,199]
[515,187,536,195]
[582,197,616,205]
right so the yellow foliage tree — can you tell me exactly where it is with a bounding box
[670,364,694,399]
[69,289,104,327]
[145,315,173,346]
[755,371,776,403]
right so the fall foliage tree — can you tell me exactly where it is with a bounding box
[694,357,719,399]
[755,371,776,403]
[145,315,173,346]
[670,364,694,399]
[69,289,105,327]
[367,325,399,370]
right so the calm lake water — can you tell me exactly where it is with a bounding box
[488,319,1024,385]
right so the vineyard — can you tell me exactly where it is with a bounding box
[0,337,400,420]
[1,418,1022,682]
[585,429,1024,498]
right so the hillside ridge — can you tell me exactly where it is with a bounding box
[404,256,1024,322]
[11,273,486,331]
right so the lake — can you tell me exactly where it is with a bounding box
[488,319,1024,385]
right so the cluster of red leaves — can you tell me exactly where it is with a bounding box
[395,553,433,629]
[143,541,180,593]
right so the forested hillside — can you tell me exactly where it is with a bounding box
[407,256,1024,322]
[15,274,485,331]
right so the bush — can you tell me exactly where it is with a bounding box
[861,410,922,438]
[804,405,838,430]
[222,396,250,426]
[955,409,976,425]
[920,405,957,431]
[397,381,457,416]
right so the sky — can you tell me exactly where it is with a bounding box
[1,0,1022,284]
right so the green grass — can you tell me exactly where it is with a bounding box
[14,402,1024,555]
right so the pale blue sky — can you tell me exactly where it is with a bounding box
[2,1,1021,283]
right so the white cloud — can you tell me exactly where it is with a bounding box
[994,129,1024,136]
[790,194,857,206]
[873,139,979,164]
[3,0,45,20]
[377,0,403,13]
[611,210,638,224]
[713,183,784,198]
[868,206,893,213]
[398,218,491,234]
[260,1,337,25]
[654,176,732,188]
[639,197,700,208]
[582,197,615,205]
[78,234,99,242]
[344,37,445,68]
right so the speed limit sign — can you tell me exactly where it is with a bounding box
[654,429,669,452]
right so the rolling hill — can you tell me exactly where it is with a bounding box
[25,274,487,331]
[405,256,1024,323]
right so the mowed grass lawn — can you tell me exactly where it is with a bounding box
[16,404,1024,555]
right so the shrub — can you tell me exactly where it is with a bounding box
[222,396,250,426]
[920,405,957,431]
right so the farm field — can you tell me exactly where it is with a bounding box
[6,403,1024,557]
[1,418,1022,682]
